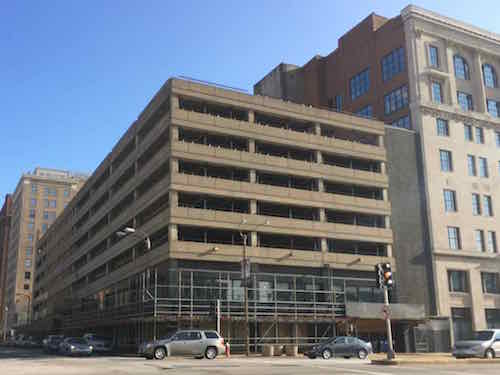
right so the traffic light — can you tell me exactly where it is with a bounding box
[375,263,394,289]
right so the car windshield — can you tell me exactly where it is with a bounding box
[69,338,87,345]
[470,331,493,341]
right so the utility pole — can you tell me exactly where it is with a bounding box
[376,263,395,360]
[383,286,395,360]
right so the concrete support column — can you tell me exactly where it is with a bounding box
[170,158,179,174]
[386,244,393,258]
[319,208,326,222]
[383,188,389,201]
[314,123,321,136]
[169,224,178,242]
[250,231,258,247]
[250,169,256,183]
[380,162,386,174]
[170,95,179,110]
[169,190,178,208]
[321,238,328,253]
[317,178,324,192]
[248,110,255,123]
[469,269,487,330]
[385,215,391,229]
[170,125,179,143]
[248,139,255,153]
[378,134,384,147]
[445,45,458,106]
[473,52,487,113]
[315,150,323,164]
[250,200,257,215]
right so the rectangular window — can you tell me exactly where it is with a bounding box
[486,309,500,329]
[464,124,473,142]
[29,209,36,219]
[457,91,473,111]
[26,247,32,257]
[488,231,497,253]
[496,132,500,148]
[483,195,493,217]
[448,270,468,292]
[41,223,48,233]
[350,69,370,100]
[439,150,453,172]
[27,222,34,231]
[432,81,443,103]
[475,229,486,252]
[24,272,31,280]
[472,193,482,215]
[384,85,409,114]
[30,198,37,208]
[487,100,500,118]
[23,284,29,290]
[44,187,57,196]
[475,127,484,144]
[27,234,33,243]
[482,273,500,294]
[467,155,477,176]
[444,189,457,212]
[335,95,343,111]
[479,157,489,178]
[437,118,449,136]
[429,45,439,68]
[448,227,461,249]
[63,188,70,197]
[391,115,411,129]
[356,105,373,118]
[31,184,37,194]
[381,47,405,81]
[24,259,32,268]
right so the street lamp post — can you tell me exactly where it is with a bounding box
[116,227,151,251]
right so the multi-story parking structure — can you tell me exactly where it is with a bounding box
[32,77,412,351]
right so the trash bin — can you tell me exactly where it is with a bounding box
[285,345,298,357]
[263,345,274,357]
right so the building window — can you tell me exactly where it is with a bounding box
[464,124,473,142]
[486,309,500,329]
[27,222,34,231]
[24,259,32,268]
[27,234,33,243]
[356,105,373,118]
[479,157,489,178]
[335,95,343,111]
[475,127,484,144]
[26,247,32,257]
[23,284,29,290]
[496,132,500,148]
[429,45,439,68]
[467,155,477,176]
[472,193,482,215]
[391,115,411,129]
[24,272,31,280]
[454,55,470,80]
[439,150,453,172]
[44,199,57,208]
[432,81,443,103]
[447,226,461,249]
[475,229,486,252]
[44,187,57,196]
[381,47,405,81]
[437,118,449,136]
[483,64,498,88]
[31,184,38,194]
[448,270,468,292]
[350,69,370,100]
[482,273,500,294]
[483,195,493,217]
[384,85,409,115]
[488,231,498,253]
[457,91,473,111]
[29,209,36,219]
[63,188,70,197]
[444,189,457,212]
[30,198,37,208]
[487,100,500,118]
[41,223,48,233]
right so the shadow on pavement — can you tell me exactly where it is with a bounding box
[0,346,64,360]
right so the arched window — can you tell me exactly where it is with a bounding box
[483,64,498,88]
[454,55,470,80]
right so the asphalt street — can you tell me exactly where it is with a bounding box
[1,347,500,375]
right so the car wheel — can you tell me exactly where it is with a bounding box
[154,347,166,360]
[321,349,332,360]
[205,346,217,360]
[485,349,495,360]
[357,349,368,360]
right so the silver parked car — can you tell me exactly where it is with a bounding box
[139,330,225,360]
[59,337,93,356]
[453,329,500,359]
[305,336,373,360]
[83,333,113,353]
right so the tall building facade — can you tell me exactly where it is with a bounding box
[256,5,500,343]
[4,168,85,329]
[0,195,13,336]
[32,78,423,352]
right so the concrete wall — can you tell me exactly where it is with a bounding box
[385,126,435,315]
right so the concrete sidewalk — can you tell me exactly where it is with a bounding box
[370,352,500,365]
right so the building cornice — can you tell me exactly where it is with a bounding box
[418,102,500,128]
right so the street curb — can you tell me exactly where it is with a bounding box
[371,358,500,366]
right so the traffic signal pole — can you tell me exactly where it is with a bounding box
[383,286,395,360]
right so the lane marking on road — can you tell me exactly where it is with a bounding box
[315,365,392,375]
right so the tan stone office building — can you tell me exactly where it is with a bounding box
[256,5,500,343]
[3,168,85,330]
[31,78,420,351]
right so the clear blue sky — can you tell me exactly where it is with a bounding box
[1,1,498,197]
